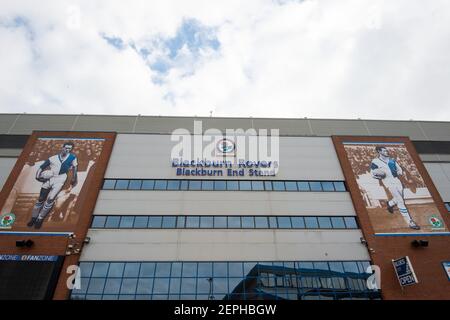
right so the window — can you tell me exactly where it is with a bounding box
[277,217,292,229]
[141,180,154,190]
[291,217,305,228]
[241,216,255,228]
[318,217,332,229]
[148,216,162,228]
[185,216,200,228]
[214,216,227,228]
[226,181,239,190]
[103,180,116,190]
[239,181,252,191]
[254,217,269,228]
[189,180,202,190]
[297,181,310,191]
[268,217,278,228]
[134,216,149,228]
[333,181,346,192]
[167,180,180,190]
[264,181,273,191]
[92,216,106,228]
[200,216,214,228]
[344,217,358,229]
[309,182,322,191]
[162,216,176,228]
[285,181,297,191]
[115,180,129,190]
[305,217,319,229]
[119,216,135,228]
[176,216,185,228]
[201,180,214,190]
[154,180,167,190]
[251,181,264,191]
[128,180,142,190]
[228,216,241,228]
[105,216,120,228]
[321,182,335,192]
[214,181,226,190]
[272,181,285,191]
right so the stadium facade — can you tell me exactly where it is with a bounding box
[0,113,449,300]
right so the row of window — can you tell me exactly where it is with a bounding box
[71,261,377,300]
[102,179,347,192]
[91,215,359,230]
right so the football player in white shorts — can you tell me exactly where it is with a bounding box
[370,146,420,230]
[27,142,78,229]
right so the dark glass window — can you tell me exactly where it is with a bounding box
[92,262,109,277]
[214,180,226,190]
[214,216,227,228]
[189,180,201,190]
[241,216,255,228]
[167,180,180,190]
[344,217,358,229]
[155,263,171,277]
[198,263,213,277]
[185,216,200,228]
[139,263,156,277]
[105,216,120,228]
[305,217,319,228]
[254,216,269,228]
[277,217,292,228]
[297,181,310,191]
[148,216,162,228]
[272,181,285,191]
[202,180,214,190]
[141,180,154,190]
[134,216,149,228]
[119,216,135,228]
[108,263,125,277]
[128,180,142,190]
[103,180,116,190]
[321,182,335,192]
[318,217,332,229]
[182,263,197,277]
[154,180,167,190]
[291,217,305,228]
[162,216,176,228]
[104,278,122,294]
[200,216,214,228]
[92,216,106,228]
[228,216,241,228]
[331,217,346,229]
[124,263,140,277]
[115,180,129,190]
[87,278,106,294]
[285,181,297,191]
[309,182,322,191]
[333,181,346,191]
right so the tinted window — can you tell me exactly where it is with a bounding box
[162,216,176,228]
[186,216,200,228]
[239,181,252,191]
[154,180,167,190]
[305,217,319,228]
[344,217,358,229]
[103,180,116,190]
[176,216,185,228]
[277,217,292,228]
[333,181,346,191]
[291,217,305,228]
[226,181,239,190]
[331,217,345,229]
[228,216,241,228]
[167,180,180,190]
[285,181,297,191]
[214,216,227,228]
[189,181,201,190]
[128,180,142,190]
[251,181,264,191]
[264,181,273,191]
[214,181,226,190]
[119,216,135,228]
[200,216,213,228]
[180,180,188,190]
[321,182,335,191]
[268,217,278,228]
[272,181,285,191]
[241,216,255,228]
[115,180,129,190]
[297,181,310,191]
[309,182,322,191]
[105,216,120,228]
[134,216,149,228]
[201,180,214,190]
[141,180,154,190]
[92,216,106,228]
[254,216,269,228]
[148,216,162,228]
[318,217,332,229]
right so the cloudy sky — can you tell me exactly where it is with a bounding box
[1,0,450,120]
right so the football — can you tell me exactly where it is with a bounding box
[40,170,54,180]
[372,168,386,179]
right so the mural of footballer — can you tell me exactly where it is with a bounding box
[370,146,420,230]
[26,142,78,229]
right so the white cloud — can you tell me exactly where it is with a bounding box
[1,0,450,120]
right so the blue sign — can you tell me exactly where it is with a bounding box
[392,256,418,287]
[0,254,58,262]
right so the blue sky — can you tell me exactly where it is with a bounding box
[1,0,450,120]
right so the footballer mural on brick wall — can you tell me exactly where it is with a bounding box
[342,141,449,235]
[0,137,105,232]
